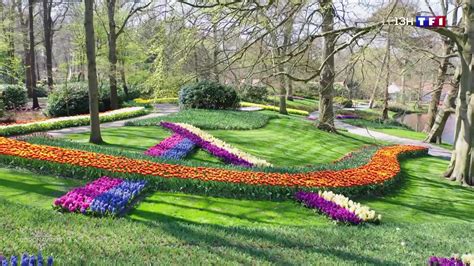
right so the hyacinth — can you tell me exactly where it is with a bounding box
[0,253,52,266]
[295,191,363,224]
[428,256,464,266]
[54,176,147,216]
[53,177,123,213]
[145,133,195,159]
[161,122,272,167]
[90,180,147,215]
[462,254,474,265]
[159,138,196,160]
[336,114,358,119]
[318,191,381,222]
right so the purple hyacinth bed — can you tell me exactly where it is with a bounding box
[145,133,196,160]
[160,122,255,167]
[54,176,147,216]
[295,191,363,225]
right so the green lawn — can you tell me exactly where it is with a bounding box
[0,111,472,264]
[65,115,379,166]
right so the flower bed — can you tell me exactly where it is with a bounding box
[161,122,272,167]
[0,107,148,136]
[428,254,474,266]
[54,176,147,216]
[0,136,426,196]
[133,98,178,104]
[336,114,358,119]
[0,252,53,266]
[295,191,380,224]
[145,133,196,160]
[240,102,309,116]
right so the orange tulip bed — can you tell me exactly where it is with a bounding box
[0,137,428,199]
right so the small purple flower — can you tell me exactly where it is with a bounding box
[428,256,464,266]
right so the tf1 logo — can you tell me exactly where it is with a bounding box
[416,16,447,27]
[388,16,447,27]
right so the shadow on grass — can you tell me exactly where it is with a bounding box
[129,209,398,265]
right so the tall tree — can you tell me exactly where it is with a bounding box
[381,27,391,120]
[27,0,39,109]
[425,68,460,144]
[84,0,103,144]
[317,0,336,131]
[106,0,151,110]
[42,0,53,90]
[424,1,458,132]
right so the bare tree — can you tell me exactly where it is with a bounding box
[84,0,103,144]
[27,0,39,109]
[317,0,336,131]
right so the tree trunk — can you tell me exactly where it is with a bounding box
[424,69,459,144]
[120,59,129,100]
[212,23,220,83]
[444,0,474,185]
[368,41,389,109]
[381,28,391,120]
[317,0,336,132]
[286,77,294,101]
[107,0,119,110]
[424,39,453,132]
[27,0,39,109]
[42,0,54,90]
[84,0,103,144]
[278,66,288,115]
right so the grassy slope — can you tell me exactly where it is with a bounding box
[0,113,472,264]
[66,116,377,166]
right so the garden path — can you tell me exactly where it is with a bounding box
[47,104,179,137]
[308,111,452,159]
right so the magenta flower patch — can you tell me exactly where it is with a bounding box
[54,176,147,216]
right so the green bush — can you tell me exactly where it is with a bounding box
[334,96,353,108]
[179,80,239,110]
[0,98,4,118]
[46,83,127,117]
[1,84,28,110]
[46,83,91,117]
[238,85,268,103]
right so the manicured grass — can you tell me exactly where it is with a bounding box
[0,168,84,209]
[66,116,378,166]
[126,109,275,130]
[0,156,473,264]
[0,110,470,264]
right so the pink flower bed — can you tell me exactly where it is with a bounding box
[145,133,186,157]
[54,177,123,213]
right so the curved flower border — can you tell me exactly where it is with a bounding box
[296,191,381,224]
[0,137,427,189]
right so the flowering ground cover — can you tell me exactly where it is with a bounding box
[0,252,53,266]
[160,122,272,167]
[0,134,427,199]
[296,191,380,224]
[145,133,196,160]
[0,107,148,136]
[428,254,474,266]
[54,176,147,216]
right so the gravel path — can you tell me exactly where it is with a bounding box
[47,104,179,137]
[308,111,452,159]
